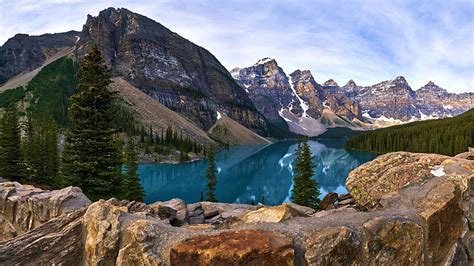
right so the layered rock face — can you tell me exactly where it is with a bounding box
[231,58,298,123]
[74,8,266,133]
[345,77,474,122]
[233,59,473,135]
[232,59,362,136]
[0,182,91,240]
[1,151,472,265]
[0,31,79,84]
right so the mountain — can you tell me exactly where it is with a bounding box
[207,112,272,146]
[346,108,474,156]
[343,77,474,124]
[0,31,79,85]
[232,58,473,136]
[0,7,270,146]
[74,8,266,134]
[231,59,364,136]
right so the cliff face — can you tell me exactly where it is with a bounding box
[232,59,362,136]
[74,8,266,133]
[1,151,472,265]
[231,58,297,125]
[0,31,79,84]
[233,58,474,135]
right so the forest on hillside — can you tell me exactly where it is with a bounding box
[345,109,474,156]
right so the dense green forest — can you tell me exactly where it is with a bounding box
[0,49,206,201]
[27,57,79,126]
[346,109,474,156]
[0,55,204,161]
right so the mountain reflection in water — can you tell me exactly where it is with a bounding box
[140,140,376,205]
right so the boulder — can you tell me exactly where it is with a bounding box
[0,182,91,241]
[363,216,424,265]
[83,199,126,265]
[154,198,188,225]
[170,230,294,265]
[463,231,474,259]
[303,226,362,265]
[337,193,352,201]
[444,240,469,266]
[346,152,450,209]
[338,198,355,206]
[0,209,86,265]
[115,220,164,265]
[320,192,338,210]
[454,148,474,160]
[414,179,465,264]
[240,203,311,224]
[200,201,258,214]
[187,203,205,225]
[468,199,474,230]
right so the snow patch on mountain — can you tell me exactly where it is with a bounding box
[288,75,309,117]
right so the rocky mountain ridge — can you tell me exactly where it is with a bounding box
[0,8,269,145]
[74,7,267,134]
[232,58,473,136]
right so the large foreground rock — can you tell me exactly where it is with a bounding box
[170,230,294,266]
[0,151,472,265]
[0,182,91,241]
[346,152,451,209]
[0,209,86,265]
[240,203,313,224]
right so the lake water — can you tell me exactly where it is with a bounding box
[140,140,377,205]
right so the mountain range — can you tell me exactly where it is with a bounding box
[0,7,472,141]
[232,58,473,136]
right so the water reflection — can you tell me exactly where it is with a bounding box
[140,140,376,205]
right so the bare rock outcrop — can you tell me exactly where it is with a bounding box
[0,182,91,241]
[170,230,294,266]
[0,151,472,265]
[346,152,451,209]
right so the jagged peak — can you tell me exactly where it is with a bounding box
[344,79,357,87]
[425,80,436,86]
[323,79,339,87]
[253,57,276,66]
[394,76,408,84]
[290,69,312,76]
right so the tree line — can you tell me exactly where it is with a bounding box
[346,109,473,156]
[0,46,144,201]
[0,45,323,210]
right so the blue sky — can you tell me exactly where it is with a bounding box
[0,0,473,93]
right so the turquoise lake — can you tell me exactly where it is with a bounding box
[139,139,377,205]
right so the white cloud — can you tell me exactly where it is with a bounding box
[0,0,472,93]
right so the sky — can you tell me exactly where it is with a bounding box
[0,0,473,93]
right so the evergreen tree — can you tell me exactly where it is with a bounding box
[292,138,320,209]
[205,148,218,202]
[0,102,25,181]
[179,147,189,163]
[45,118,60,185]
[346,109,474,156]
[62,45,121,200]
[125,138,144,202]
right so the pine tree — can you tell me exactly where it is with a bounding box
[0,102,25,181]
[42,117,60,185]
[62,45,121,200]
[205,148,218,202]
[179,147,188,163]
[125,138,144,202]
[292,138,320,210]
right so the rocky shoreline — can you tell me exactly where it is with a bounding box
[0,151,472,265]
